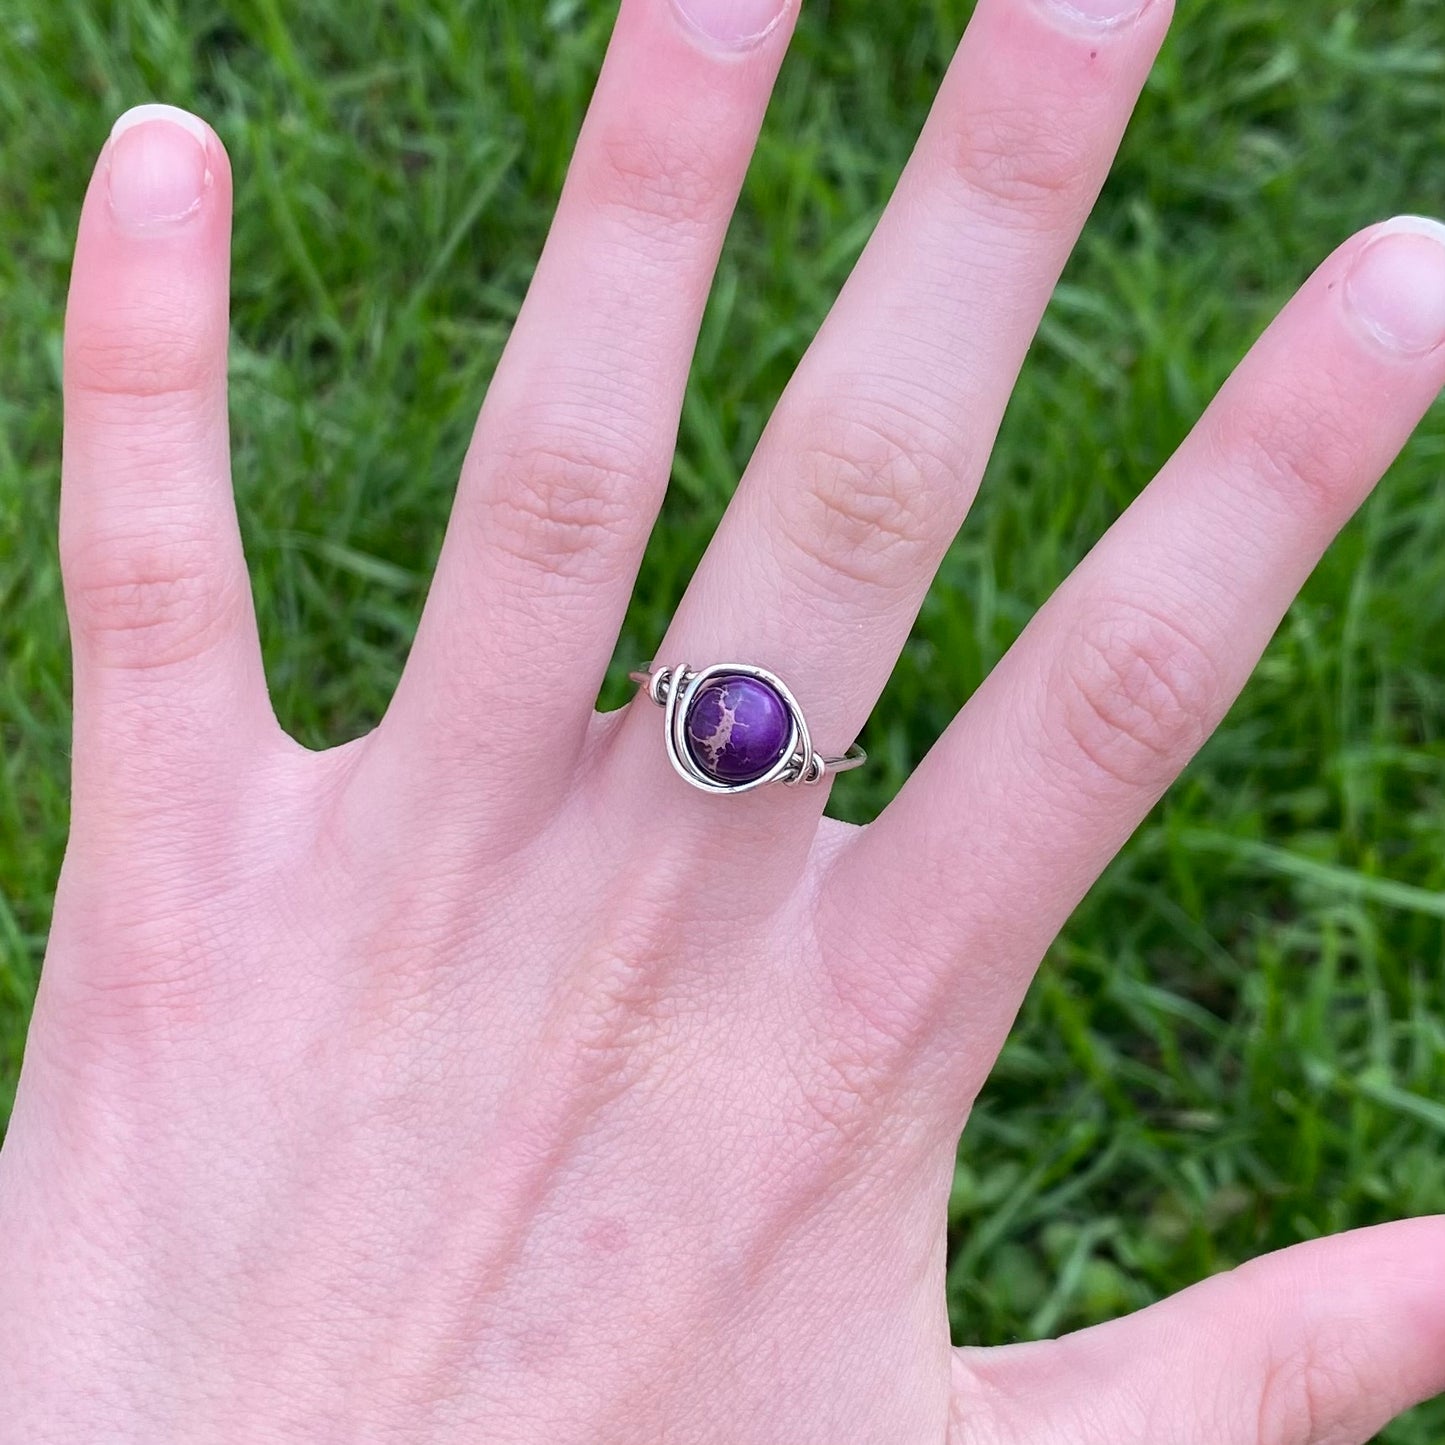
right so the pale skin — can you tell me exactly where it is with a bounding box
[3,0,1445,1439]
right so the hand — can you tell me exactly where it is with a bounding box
[5,0,1445,1440]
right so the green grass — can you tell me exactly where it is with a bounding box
[2,1,1444,1437]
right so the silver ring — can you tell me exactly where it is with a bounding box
[629,661,866,795]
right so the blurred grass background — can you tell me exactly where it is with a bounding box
[2,0,1444,1435]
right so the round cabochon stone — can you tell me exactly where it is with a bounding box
[683,673,792,785]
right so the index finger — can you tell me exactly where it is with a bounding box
[821,216,1445,1105]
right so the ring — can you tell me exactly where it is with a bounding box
[628,662,867,795]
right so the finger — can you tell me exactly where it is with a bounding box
[606,0,1171,835]
[381,0,798,814]
[825,218,1445,1095]
[956,1217,1445,1445]
[61,105,272,833]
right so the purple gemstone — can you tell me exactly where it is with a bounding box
[683,673,793,785]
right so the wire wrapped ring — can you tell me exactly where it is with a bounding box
[628,662,866,795]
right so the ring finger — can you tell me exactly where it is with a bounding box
[378,0,799,821]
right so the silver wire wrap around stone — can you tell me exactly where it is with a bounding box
[629,661,867,795]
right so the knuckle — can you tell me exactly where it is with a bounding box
[481,424,649,579]
[793,907,951,1157]
[64,526,243,672]
[1217,375,1368,519]
[785,982,943,1178]
[541,856,694,1089]
[787,1038,894,1161]
[1249,1317,1372,1445]
[588,117,731,233]
[66,298,222,404]
[944,100,1093,216]
[1052,601,1221,793]
[776,396,955,601]
[817,953,931,1083]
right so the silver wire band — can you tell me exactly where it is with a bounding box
[630,662,866,793]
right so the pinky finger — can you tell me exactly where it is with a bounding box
[61,105,274,834]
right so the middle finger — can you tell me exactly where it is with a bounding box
[610,0,1173,826]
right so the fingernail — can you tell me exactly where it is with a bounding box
[671,0,789,50]
[1344,216,1445,357]
[106,104,211,231]
[1040,0,1150,30]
